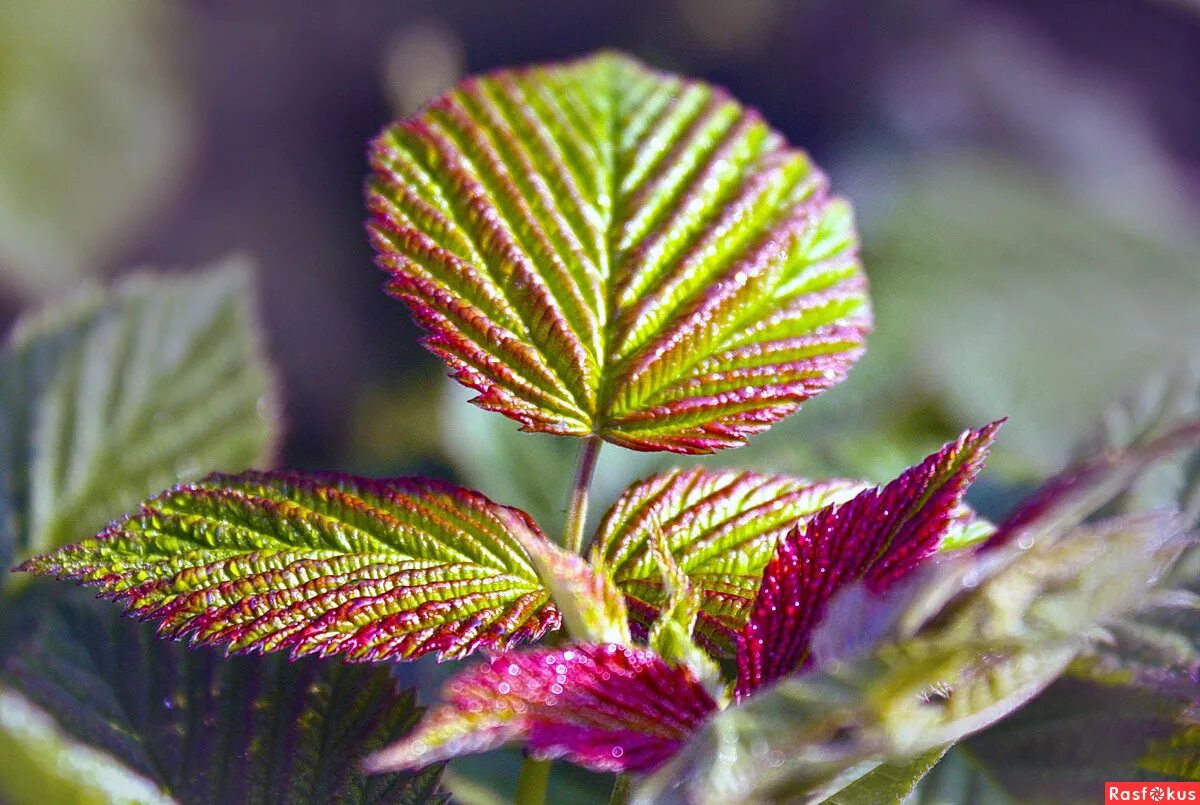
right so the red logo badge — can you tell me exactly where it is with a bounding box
[1106,783,1200,802]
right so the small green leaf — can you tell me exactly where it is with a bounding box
[645,530,724,700]
[368,51,871,454]
[500,507,629,645]
[18,471,560,663]
[1143,725,1200,780]
[0,590,446,805]
[0,260,279,584]
[824,746,950,804]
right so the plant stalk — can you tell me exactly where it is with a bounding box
[563,435,602,554]
[609,774,631,805]
[515,436,603,803]
[515,757,551,805]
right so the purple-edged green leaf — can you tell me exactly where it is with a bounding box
[734,422,1001,699]
[596,467,869,655]
[0,261,280,588]
[499,508,630,645]
[0,590,446,805]
[365,643,717,776]
[17,471,560,663]
[367,51,870,454]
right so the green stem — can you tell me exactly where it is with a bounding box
[515,437,603,804]
[515,756,551,805]
[608,774,631,805]
[563,435,602,554]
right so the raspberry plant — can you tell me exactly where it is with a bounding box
[10,52,1200,804]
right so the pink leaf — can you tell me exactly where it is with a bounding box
[734,421,1002,699]
[364,644,717,775]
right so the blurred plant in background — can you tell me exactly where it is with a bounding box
[0,1,1198,803]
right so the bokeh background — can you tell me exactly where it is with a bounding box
[3,1,1199,800]
[4,0,1198,490]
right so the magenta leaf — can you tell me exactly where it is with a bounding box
[364,644,717,775]
[734,421,1002,699]
[17,471,560,663]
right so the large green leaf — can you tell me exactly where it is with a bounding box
[17,471,560,663]
[0,589,445,805]
[0,261,279,582]
[368,51,870,454]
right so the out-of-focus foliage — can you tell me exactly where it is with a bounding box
[865,156,1200,476]
[0,260,279,587]
[0,588,445,805]
[0,0,191,299]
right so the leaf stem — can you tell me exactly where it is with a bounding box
[609,774,631,805]
[519,436,602,803]
[563,435,602,554]
[515,756,551,805]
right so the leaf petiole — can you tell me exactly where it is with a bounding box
[563,435,602,554]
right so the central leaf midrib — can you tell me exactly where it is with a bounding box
[592,55,624,437]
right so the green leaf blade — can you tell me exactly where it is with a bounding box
[0,591,447,805]
[18,471,560,663]
[368,51,871,454]
[0,260,279,577]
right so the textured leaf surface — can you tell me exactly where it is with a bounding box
[636,512,1189,804]
[366,644,717,776]
[596,467,868,654]
[734,423,1000,698]
[367,51,870,453]
[18,471,560,662]
[0,589,446,805]
[0,261,279,584]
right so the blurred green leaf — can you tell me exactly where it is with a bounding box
[0,588,446,805]
[906,678,1190,804]
[828,746,950,805]
[0,0,191,298]
[0,259,280,586]
[864,156,1200,477]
